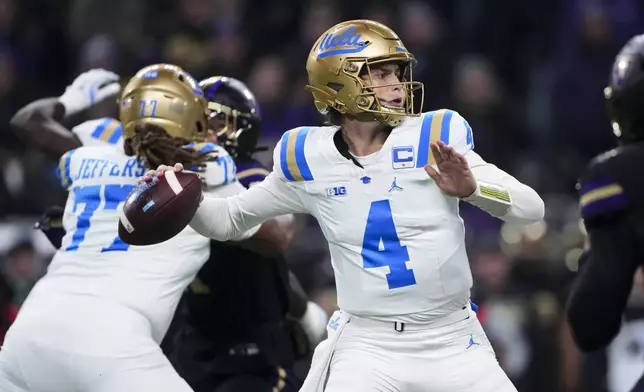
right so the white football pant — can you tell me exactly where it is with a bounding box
[303,306,517,392]
[0,293,192,392]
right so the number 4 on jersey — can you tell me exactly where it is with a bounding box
[361,200,416,289]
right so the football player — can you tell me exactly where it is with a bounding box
[12,69,304,278]
[164,76,328,392]
[567,33,644,368]
[148,19,545,392]
[0,64,257,392]
[10,68,123,157]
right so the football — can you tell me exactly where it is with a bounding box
[118,170,203,246]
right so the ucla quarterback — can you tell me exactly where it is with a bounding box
[0,64,260,392]
[148,20,545,392]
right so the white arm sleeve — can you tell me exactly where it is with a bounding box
[190,172,308,241]
[463,151,545,224]
[441,110,544,224]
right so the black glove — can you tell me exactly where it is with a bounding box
[34,206,65,249]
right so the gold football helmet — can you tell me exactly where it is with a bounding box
[305,20,424,126]
[119,64,209,143]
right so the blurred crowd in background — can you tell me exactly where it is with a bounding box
[1,0,644,391]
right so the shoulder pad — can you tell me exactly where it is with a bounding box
[273,127,315,182]
[56,148,79,190]
[415,109,474,168]
[73,118,123,146]
[236,159,270,189]
[578,147,633,220]
[184,142,225,157]
[193,143,237,188]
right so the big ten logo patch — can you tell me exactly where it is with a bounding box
[392,146,415,169]
[326,185,347,197]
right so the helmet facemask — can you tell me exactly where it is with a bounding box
[307,55,424,127]
[207,101,261,157]
[354,57,424,126]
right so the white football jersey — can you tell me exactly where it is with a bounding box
[190,109,544,320]
[272,110,476,318]
[71,117,124,147]
[26,141,242,343]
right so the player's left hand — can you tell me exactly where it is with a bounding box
[424,140,477,198]
[141,163,205,203]
[141,163,184,183]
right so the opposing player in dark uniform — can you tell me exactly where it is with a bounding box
[567,35,644,382]
[163,76,328,392]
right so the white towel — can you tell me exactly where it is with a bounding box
[299,310,351,392]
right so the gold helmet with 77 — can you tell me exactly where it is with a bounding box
[119,64,209,145]
[119,64,212,169]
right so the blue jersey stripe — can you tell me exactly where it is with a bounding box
[440,110,454,144]
[294,127,313,181]
[91,118,112,139]
[108,124,123,144]
[280,132,295,181]
[416,112,434,167]
[56,149,76,189]
[464,119,474,149]
[197,143,216,154]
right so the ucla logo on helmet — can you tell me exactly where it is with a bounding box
[317,27,367,59]
[142,71,159,79]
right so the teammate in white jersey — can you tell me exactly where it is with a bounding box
[0,64,257,392]
[150,20,545,392]
[11,68,123,157]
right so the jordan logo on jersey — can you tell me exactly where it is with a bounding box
[389,177,403,192]
[466,335,480,349]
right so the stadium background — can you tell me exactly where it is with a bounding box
[0,0,642,390]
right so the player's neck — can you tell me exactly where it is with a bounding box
[340,119,390,157]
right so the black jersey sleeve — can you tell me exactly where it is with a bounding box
[566,224,638,352]
[566,148,640,352]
